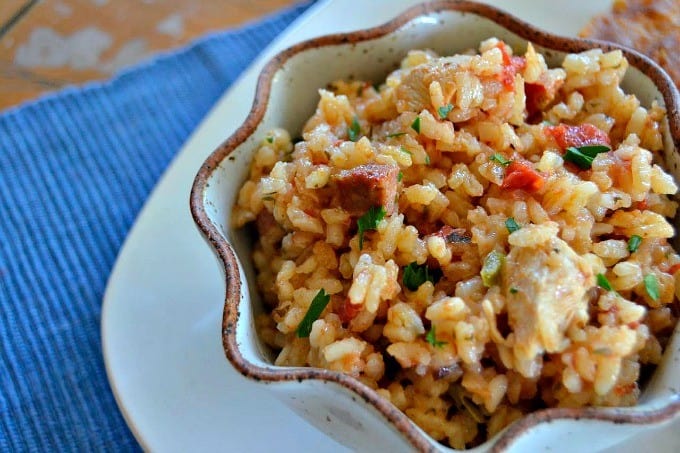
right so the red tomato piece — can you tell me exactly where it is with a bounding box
[338,298,361,323]
[546,123,611,150]
[667,263,680,275]
[502,160,545,192]
[525,82,546,118]
[496,42,526,88]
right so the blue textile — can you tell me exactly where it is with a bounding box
[0,2,314,450]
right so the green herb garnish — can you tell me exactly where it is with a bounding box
[397,171,403,182]
[596,273,613,291]
[490,153,511,166]
[481,250,505,287]
[387,132,407,138]
[426,325,447,348]
[628,235,642,253]
[402,262,438,291]
[400,146,412,155]
[296,289,331,337]
[411,116,421,134]
[348,116,361,142]
[563,145,610,170]
[509,287,519,294]
[644,274,660,301]
[424,154,431,165]
[437,104,453,120]
[357,205,386,250]
[266,136,274,144]
[505,217,520,233]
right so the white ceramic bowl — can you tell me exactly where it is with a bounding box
[191,1,680,451]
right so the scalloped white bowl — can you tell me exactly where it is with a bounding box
[191,1,680,451]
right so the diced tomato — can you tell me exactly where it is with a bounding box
[668,263,680,275]
[636,198,648,211]
[338,297,361,323]
[502,160,545,192]
[546,123,611,150]
[496,42,526,88]
[525,82,546,118]
[613,382,636,396]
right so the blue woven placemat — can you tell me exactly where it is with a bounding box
[0,2,314,450]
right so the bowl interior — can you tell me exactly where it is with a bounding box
[198,5,680,449]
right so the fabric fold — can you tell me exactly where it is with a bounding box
[0,2,314,450]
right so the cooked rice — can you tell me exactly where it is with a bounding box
[233,38,679,449]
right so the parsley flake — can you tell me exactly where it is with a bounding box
[424,154,431,165]
[596,273,613,291]
[644,274,660,301]
[437,104,453,120]
[628,235,642,253]
[296,289,331,338]
[387,132,407,138]
[490,153,511,166]
[426,325,447,348]
[564,145,610,170]
[348,116,361,142]
[509,287,519,294]
[357,206,386,250]
[397,171,403,182]
[411,116,421,134]
[400,146,412,155]
[266,136,274,144]
[505,217,520,233]
[402,262,439,291]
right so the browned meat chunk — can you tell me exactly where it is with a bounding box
[427,225,472,255]
[333,164,399,215]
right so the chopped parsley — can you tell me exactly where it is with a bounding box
[490,153,511,166]
[387,132,407,138]
[397,171,403,182]
[644,274,660,301]
[400,146,412,155]
[563,145,610,170]
[266,136,274,144]
[411,116,421,134]
[426,325,447,348]
[628,235,642,253]
[509,287,519,294]
[505,217,520,233]
[402,262,438,291]
[424,154,431,165]
[348,116,361,142]
[437,104,453,120]
[481,250,505,287]
[296,289,331,337]
[596,273,613,291]
[357,205,386,250]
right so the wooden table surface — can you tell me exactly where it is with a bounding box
[0,0,297,110]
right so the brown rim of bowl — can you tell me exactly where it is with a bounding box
[190,1,680,451]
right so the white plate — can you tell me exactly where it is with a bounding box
[101,1,680,451]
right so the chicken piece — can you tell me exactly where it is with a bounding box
[395,62,460,114]
[332,164,399,215]
[504,231,594,368]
